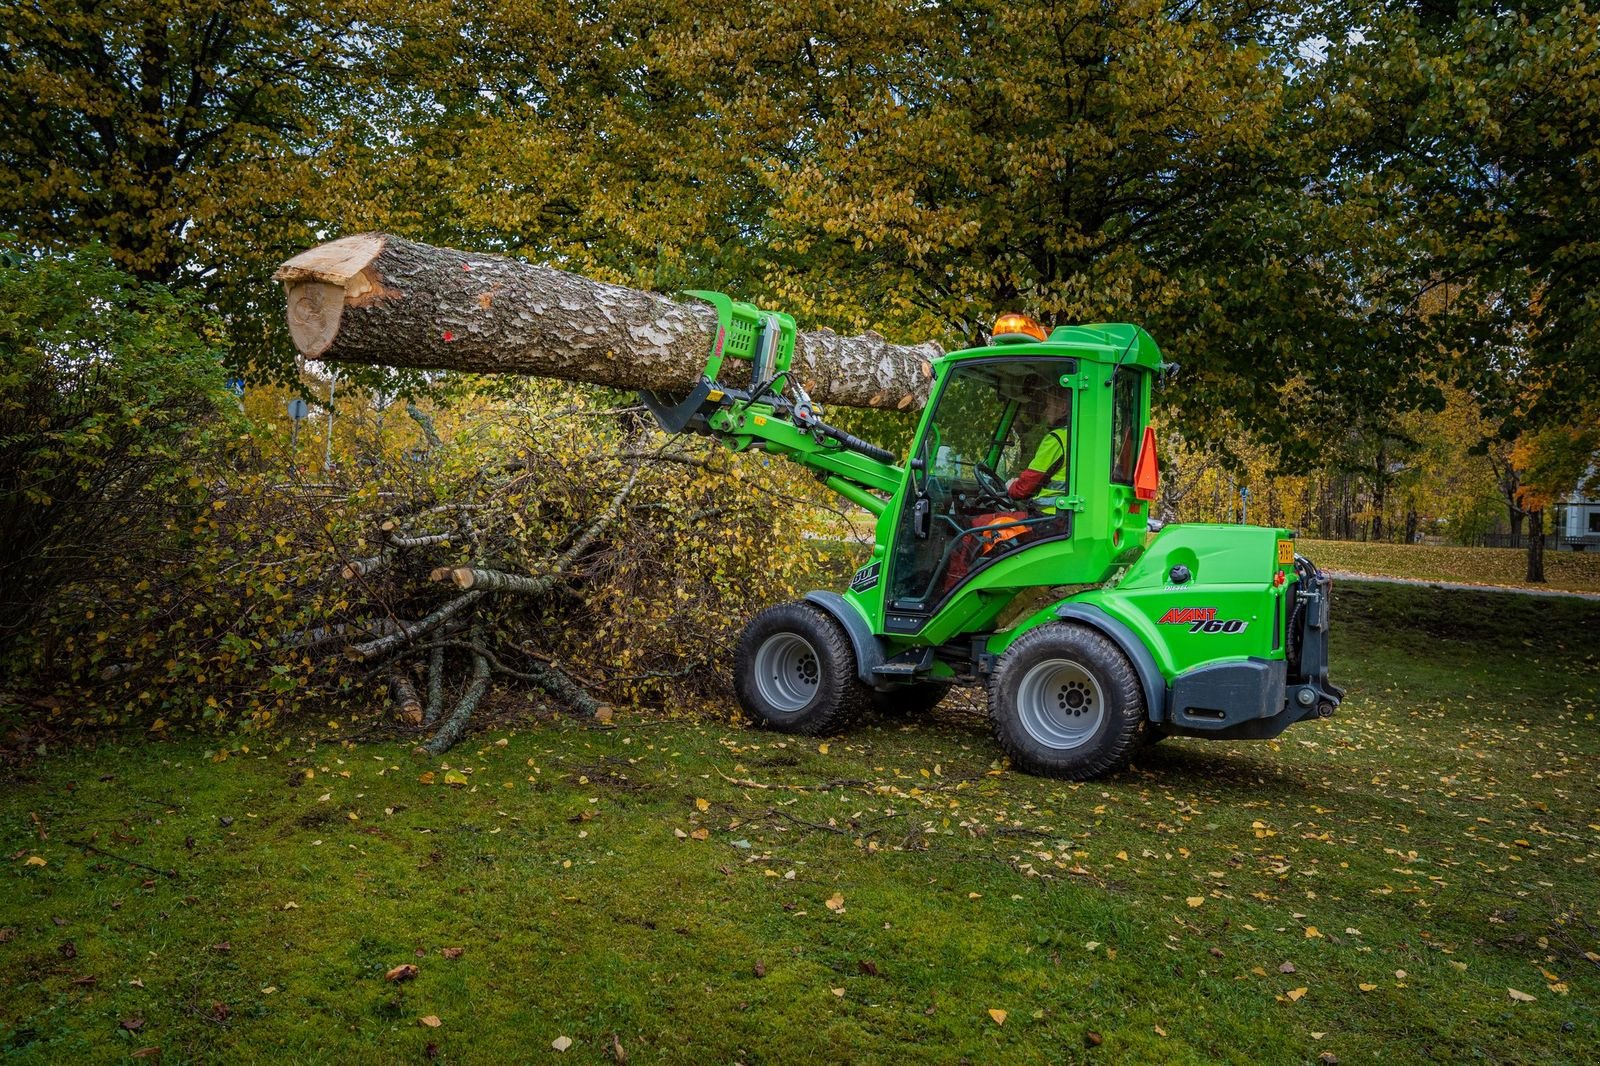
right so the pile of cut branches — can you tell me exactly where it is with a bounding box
[320,388,838,753]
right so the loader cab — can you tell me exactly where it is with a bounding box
[881,319,1162,635]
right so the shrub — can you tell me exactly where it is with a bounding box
[0,244,230,654]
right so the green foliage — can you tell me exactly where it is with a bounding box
[0,244,229,649]
[0,0,428,381]
[1320,2,1600,431]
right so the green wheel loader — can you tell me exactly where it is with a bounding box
[642,297,1344,780]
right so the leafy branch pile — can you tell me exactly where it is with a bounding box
[323,394,828,752]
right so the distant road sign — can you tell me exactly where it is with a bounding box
[287,398,309,420]
[226,376,245,397]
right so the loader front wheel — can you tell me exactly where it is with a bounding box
[988,623,1144,780]
[735,602,867,736]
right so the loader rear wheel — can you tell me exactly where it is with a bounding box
[735,602,867,736]
[988,623,1145,780]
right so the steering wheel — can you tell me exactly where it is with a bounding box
[973,462,1011,506]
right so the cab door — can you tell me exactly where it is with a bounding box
[883,357,1077,628]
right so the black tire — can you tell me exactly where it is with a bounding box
[734,602,868,736]
[987,622,1145,780]
[868,682,952,718]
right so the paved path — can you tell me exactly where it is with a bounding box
[1326,570,1600,601]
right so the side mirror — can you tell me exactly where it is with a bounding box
[1158,361,1181,389]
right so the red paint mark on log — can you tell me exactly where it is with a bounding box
[442,331,455,342]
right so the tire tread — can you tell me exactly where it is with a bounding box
[987,623,1145,780]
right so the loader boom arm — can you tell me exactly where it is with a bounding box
[639,291,904,513]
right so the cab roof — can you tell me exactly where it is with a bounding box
[945,323,1163,373]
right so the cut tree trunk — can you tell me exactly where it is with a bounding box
[275,234,942,411]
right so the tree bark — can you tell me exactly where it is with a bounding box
[275,234,942,411]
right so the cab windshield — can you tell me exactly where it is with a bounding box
[887,359,1075,611]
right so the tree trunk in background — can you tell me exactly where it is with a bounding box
[275,234,942,411]
[1371,444,1387,542]
[1526,509,1546,582]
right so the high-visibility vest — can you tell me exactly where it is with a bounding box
[1024,427,1070,513]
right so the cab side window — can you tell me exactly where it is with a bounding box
[1110,372,1139,484]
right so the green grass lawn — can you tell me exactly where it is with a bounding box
[1300,538,1600,594]
[3,582,1597,1064]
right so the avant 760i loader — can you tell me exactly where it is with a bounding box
[642,297,1344,780]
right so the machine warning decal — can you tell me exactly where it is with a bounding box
[850,562,881,593]
[1157,607,1248,634]
[1277,539,1295,566]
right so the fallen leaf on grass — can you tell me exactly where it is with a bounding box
[1185,896,1204,908]
[282,902,299,911]
[440,947,463,960]
[552,1035,572,1051]
[1084,1031,1103,1047]
[1304,926,1323,939]
[386,964,419,983]
[1285,988,1308,1002]
[831,987,845,998]
[1358,983,1377,992]
[1153,1025,1167,1037]
[419,772,435,785]
[690,828,709,841]
[1507,988,1536,1003]
[120,1017,144,1031]
[988,1009,1007,1025]
[443,770,468,787]
[1279,961,1296,974]
[858,960,879,976]
[825,893,845,912]
[24,855,45,867]
[419,1015,442,1028]
[695,798,709,812]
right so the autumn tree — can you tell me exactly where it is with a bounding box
[0,0,438,375]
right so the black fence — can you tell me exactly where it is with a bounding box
[1477,532,1600,552]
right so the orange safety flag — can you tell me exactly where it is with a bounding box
[1133,425,1159,501]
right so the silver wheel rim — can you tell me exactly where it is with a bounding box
[753,633,821,713]
[1015,658,1104,750]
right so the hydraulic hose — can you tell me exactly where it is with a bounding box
[812,420,898,466]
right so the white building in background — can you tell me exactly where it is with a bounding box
[1560,464,1600,551]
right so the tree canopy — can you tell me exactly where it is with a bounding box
[2,0,1596,460]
